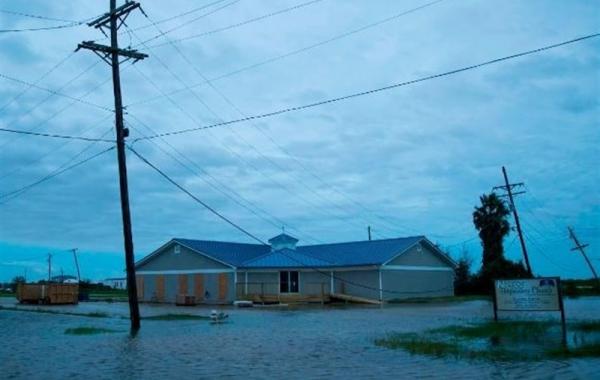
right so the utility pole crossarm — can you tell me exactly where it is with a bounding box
[76,41,148,62]
[87,1,141,29]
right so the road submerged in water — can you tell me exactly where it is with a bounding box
[1,297,599,379]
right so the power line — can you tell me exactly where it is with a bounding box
[0,115,113,180]
[127,145,267,245]
[0,9,83,23]
[147,0,326,48]
[134,32,600,141]
[126,116,324,244]
[136,0,242,46]
[129,0,230,32]
[140,10,416,237]
[0,22,83,33]
[0,52,75,114]
[0,127,114,143]
[0,146,115,202]
[126,0,447,108]
[132,15,398,238]
[0,70,112,112]
[127,43,372,235]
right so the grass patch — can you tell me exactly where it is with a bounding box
[65,326,120,335]
[432,321,554,340]
[377,320,600,361]
[142,313,209,321]
[547,343,600,358]
[0,305,109,318]
[0,292,16,298]
[375,333,514,361]
[571,320,600,332]
[388,295,490,304]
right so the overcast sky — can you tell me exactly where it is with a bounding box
[0,0,598,282]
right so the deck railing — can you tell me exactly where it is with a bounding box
[235,282,331,303]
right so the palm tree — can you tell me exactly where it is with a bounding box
[473,193,510,269]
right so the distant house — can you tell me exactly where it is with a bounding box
[51,275,78,284]
[134,233,456,304]
[104,277,127,289]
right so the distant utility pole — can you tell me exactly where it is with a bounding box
[76,0,147,331]
[368,226,372,241]
[568,227,598,283]
[493,166,532,276]
[47,253,52,282]
[72,248,81,283]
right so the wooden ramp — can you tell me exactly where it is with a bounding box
[330,293,381,305]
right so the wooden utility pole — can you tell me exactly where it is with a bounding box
[47,253,52,282]
[72,248,81,283]
[493,166,532,276]
[77,0,147,331]
[568,227,598,283]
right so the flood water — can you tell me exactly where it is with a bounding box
[1,297,599,379]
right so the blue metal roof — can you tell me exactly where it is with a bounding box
[173,238,269,267]
[168,236,430,269]
[243,248,334,268]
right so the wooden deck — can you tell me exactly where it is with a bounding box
[330,293,382,305]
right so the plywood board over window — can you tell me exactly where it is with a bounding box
[155,275,165,302]
[218,273,228,301]
[194,274,204,301]
[178,274,188,295]
[136,276,144,299]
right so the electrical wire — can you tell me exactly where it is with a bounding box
[0,9,81,23]
[0,146,115,203]
[0,52,76,114]
[132,16,398,238]
[136,0,242,46]
[127,145,267,245]
[134,32,600,141]
[126,0,447,108]
[0,127,114,143]
[147,0,325,48]
[0,70,112,113]
[126,116,324,244]
[0,114,114,180]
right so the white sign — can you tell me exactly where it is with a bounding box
[494,278,560,311]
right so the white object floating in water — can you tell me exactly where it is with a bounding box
[210,309,229,323]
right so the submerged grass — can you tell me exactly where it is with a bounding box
[142,313,210,321]
[432,321,554,340]
[377,320,600,361]
[64,326,120,335]
[388,295,490,304]
[0,305,109,318]
[571,320,600,332]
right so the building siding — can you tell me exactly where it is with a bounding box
[381,269,454,301]
[137,243,231,272]
[334,270,380,300]
[386,243,449,267]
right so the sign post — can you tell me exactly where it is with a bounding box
[494,277,566,346]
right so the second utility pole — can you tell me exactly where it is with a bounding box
[494,166,533,276]
[77,0,147,331]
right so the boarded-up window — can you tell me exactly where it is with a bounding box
[218,273,228,301]
[178,274,188,295]
[136,276,144,299]
[194,274,204,300]
[155,275,165,302]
